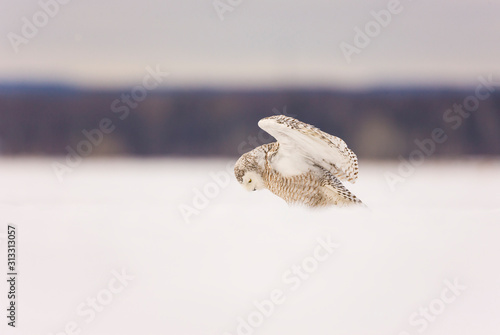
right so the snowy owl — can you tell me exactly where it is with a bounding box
[234,115,363,207]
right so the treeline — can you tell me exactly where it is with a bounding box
[0,86,499,158]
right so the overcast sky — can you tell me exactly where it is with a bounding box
[1,0,499,88]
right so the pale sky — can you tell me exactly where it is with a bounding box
[1,0,499,88]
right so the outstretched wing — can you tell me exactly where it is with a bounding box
[258,115,359,183]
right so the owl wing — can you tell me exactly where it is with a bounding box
[258,115,359,183]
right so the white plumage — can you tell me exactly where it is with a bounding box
[234,115,363,207]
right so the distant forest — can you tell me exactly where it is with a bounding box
[1,85,499,159]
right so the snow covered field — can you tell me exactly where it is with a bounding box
[1,158,499,335]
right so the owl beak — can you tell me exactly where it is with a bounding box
[253,187,256,191]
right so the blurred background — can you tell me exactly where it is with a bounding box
[1,0,499,159]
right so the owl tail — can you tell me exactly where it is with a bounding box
[323,174,366,208]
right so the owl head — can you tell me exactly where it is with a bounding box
[234,150,266,192]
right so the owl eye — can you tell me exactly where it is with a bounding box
[248,179,252,183]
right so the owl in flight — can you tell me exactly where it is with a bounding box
[234,115,363,207]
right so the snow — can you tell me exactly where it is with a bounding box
[1,158,499,335]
